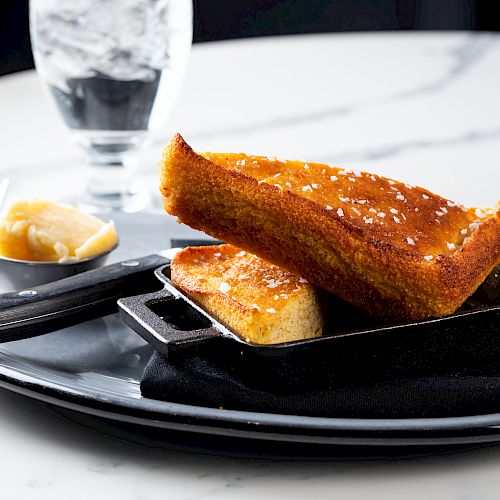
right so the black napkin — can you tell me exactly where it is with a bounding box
[141,348,500,419]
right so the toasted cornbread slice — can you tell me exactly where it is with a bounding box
[170,244,323,344]
[160,134,500,321]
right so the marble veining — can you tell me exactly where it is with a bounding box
[323,124,500,163]
[188,34,497,141]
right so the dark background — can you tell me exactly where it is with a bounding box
[1,0,499,77]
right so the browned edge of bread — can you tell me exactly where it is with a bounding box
[160,133,500,321]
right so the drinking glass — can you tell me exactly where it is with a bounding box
[30,0,192,211]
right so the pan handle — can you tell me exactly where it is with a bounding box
[118,289,222,356]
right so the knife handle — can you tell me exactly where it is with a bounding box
[0,254,168,343]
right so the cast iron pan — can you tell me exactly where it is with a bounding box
[117,263,500,388]
[0,244,498,386]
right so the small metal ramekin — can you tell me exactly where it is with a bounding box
[0,243,118,290]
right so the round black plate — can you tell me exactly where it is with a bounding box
[2,211,500,449]
[3,334,500,448]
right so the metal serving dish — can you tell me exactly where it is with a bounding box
[0,244,498,386]
[118,264,500,387]
[0,245,117,290]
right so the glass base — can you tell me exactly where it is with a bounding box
[80,186,150,213]
[80,160,150,213]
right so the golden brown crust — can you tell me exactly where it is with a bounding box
[170,244,323,344]
[160,133,500,321]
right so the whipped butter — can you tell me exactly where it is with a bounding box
[0,199,118,262]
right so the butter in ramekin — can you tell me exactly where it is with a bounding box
[0,199,118,262]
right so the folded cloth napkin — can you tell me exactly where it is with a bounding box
[141,349,500,419]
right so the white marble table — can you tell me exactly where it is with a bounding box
[0,33,500,499]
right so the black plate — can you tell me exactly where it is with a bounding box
[3,332,500,448]
[1,211,500,449]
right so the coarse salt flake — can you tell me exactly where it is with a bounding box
[337,208,344,217]
[326,205,333,210]
[330,175,338,181]
[393,216,401,223]
[396,194,405,201]
[422,194,430,200]
[424,255,433,261]
[460,228,467,236]
[390,208,398,214]
[302,185,313,192]
[447,243,456,250]
[407,237,415,245]
[311,183,319,189]
[351,207,361,216]
[236,251,246,257]
[377,212,386,218]
[219,282,231,294]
